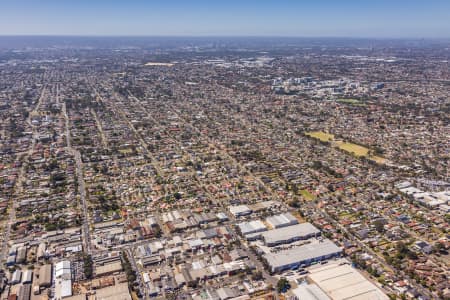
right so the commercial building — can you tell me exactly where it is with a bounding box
[38,264,52,288]
[22,270,33,284]
[11,269,22,285]
[228,205,252,217]
[54,260,73,299]
[94,261,123,277]
[63,295,86,300]
[308,262,389,300]
[237,220,267,240]
[18,283,31,300]
[261,222,320,247]
[16,247,27,264]
[6,255,16,267]
[238,220,267,235]
[263,240,341,272]
[55,278,72,300]
[55,260,71,279]
[36,243,46,260]
[291,284,331,300]
[94,282,131,300]
[139,254,162,267]
[265,213,298,229]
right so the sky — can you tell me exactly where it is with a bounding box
[0,0,449,38]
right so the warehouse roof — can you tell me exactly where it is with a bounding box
[95,261,123,276]
[291,284,331,300]
[308,262,389,300]
[264,240,341,269]
[55,260,71,279]
[228,205,252,216]
[22,269,33,283]
[55,260,71,271]
[262,222,320,245]
[55,278,72,299]
[95,282,131,300]
[238,220,267,235]
[63,295,86,300]
[266,212,298,228]
[39,264,52,287]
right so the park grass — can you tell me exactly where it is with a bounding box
[305,131,334,142]
[431,227,442,235]
[305,132,387,164]
[369,155,386,164]
[335,141,370,157]
[339,212,351,218]
[118,148,133,154]
[337,142,387,163]
[300,189,316,201]
[337,98,366,106]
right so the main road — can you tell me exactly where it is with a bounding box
[62,96,92,255]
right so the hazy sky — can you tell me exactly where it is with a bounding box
[1,0,449,37]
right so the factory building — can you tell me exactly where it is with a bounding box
[307,262,389,300]
[237,220,267,240]
[38,264,52,288]
[263,239,342,273]
[265,212,298,229]
[262,222,320,247]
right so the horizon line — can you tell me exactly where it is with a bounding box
[0,34,449,40]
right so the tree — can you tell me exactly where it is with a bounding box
[121,251,137,290]
[396,241,408,254]
[433,242,444,253]
[288,199,300,208]
[373,219,385,233]
[251,270,263,281]
[277,277,290,293]
[83,253,93,279]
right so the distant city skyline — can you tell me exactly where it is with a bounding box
[1,0,449,38]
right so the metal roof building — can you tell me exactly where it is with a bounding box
[265,212,298,229]
[37,243,46,260]
[38,264,52,288]
[263,239,342,272]
[237,220,267,236]
[61,295,86,300]
[228,205,252,217]
[11,269,22,285]
[55,278,72,300]
[9,246,18,256]
[308,262,389,300]
[262,222,320,247]
[94,282,131,300]
[16,246,27,264]
[55,260,71,279]
[22,270,33,284]
[6,255,16,266]
[291,284,331,300]
[18,283,31,300]
[94,261,123,277]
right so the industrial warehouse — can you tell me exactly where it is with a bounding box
[307,261,389,300]
[263,240,342,272]
[237,220,267,240]
[265,212,298,229]
[262,222,321,247]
